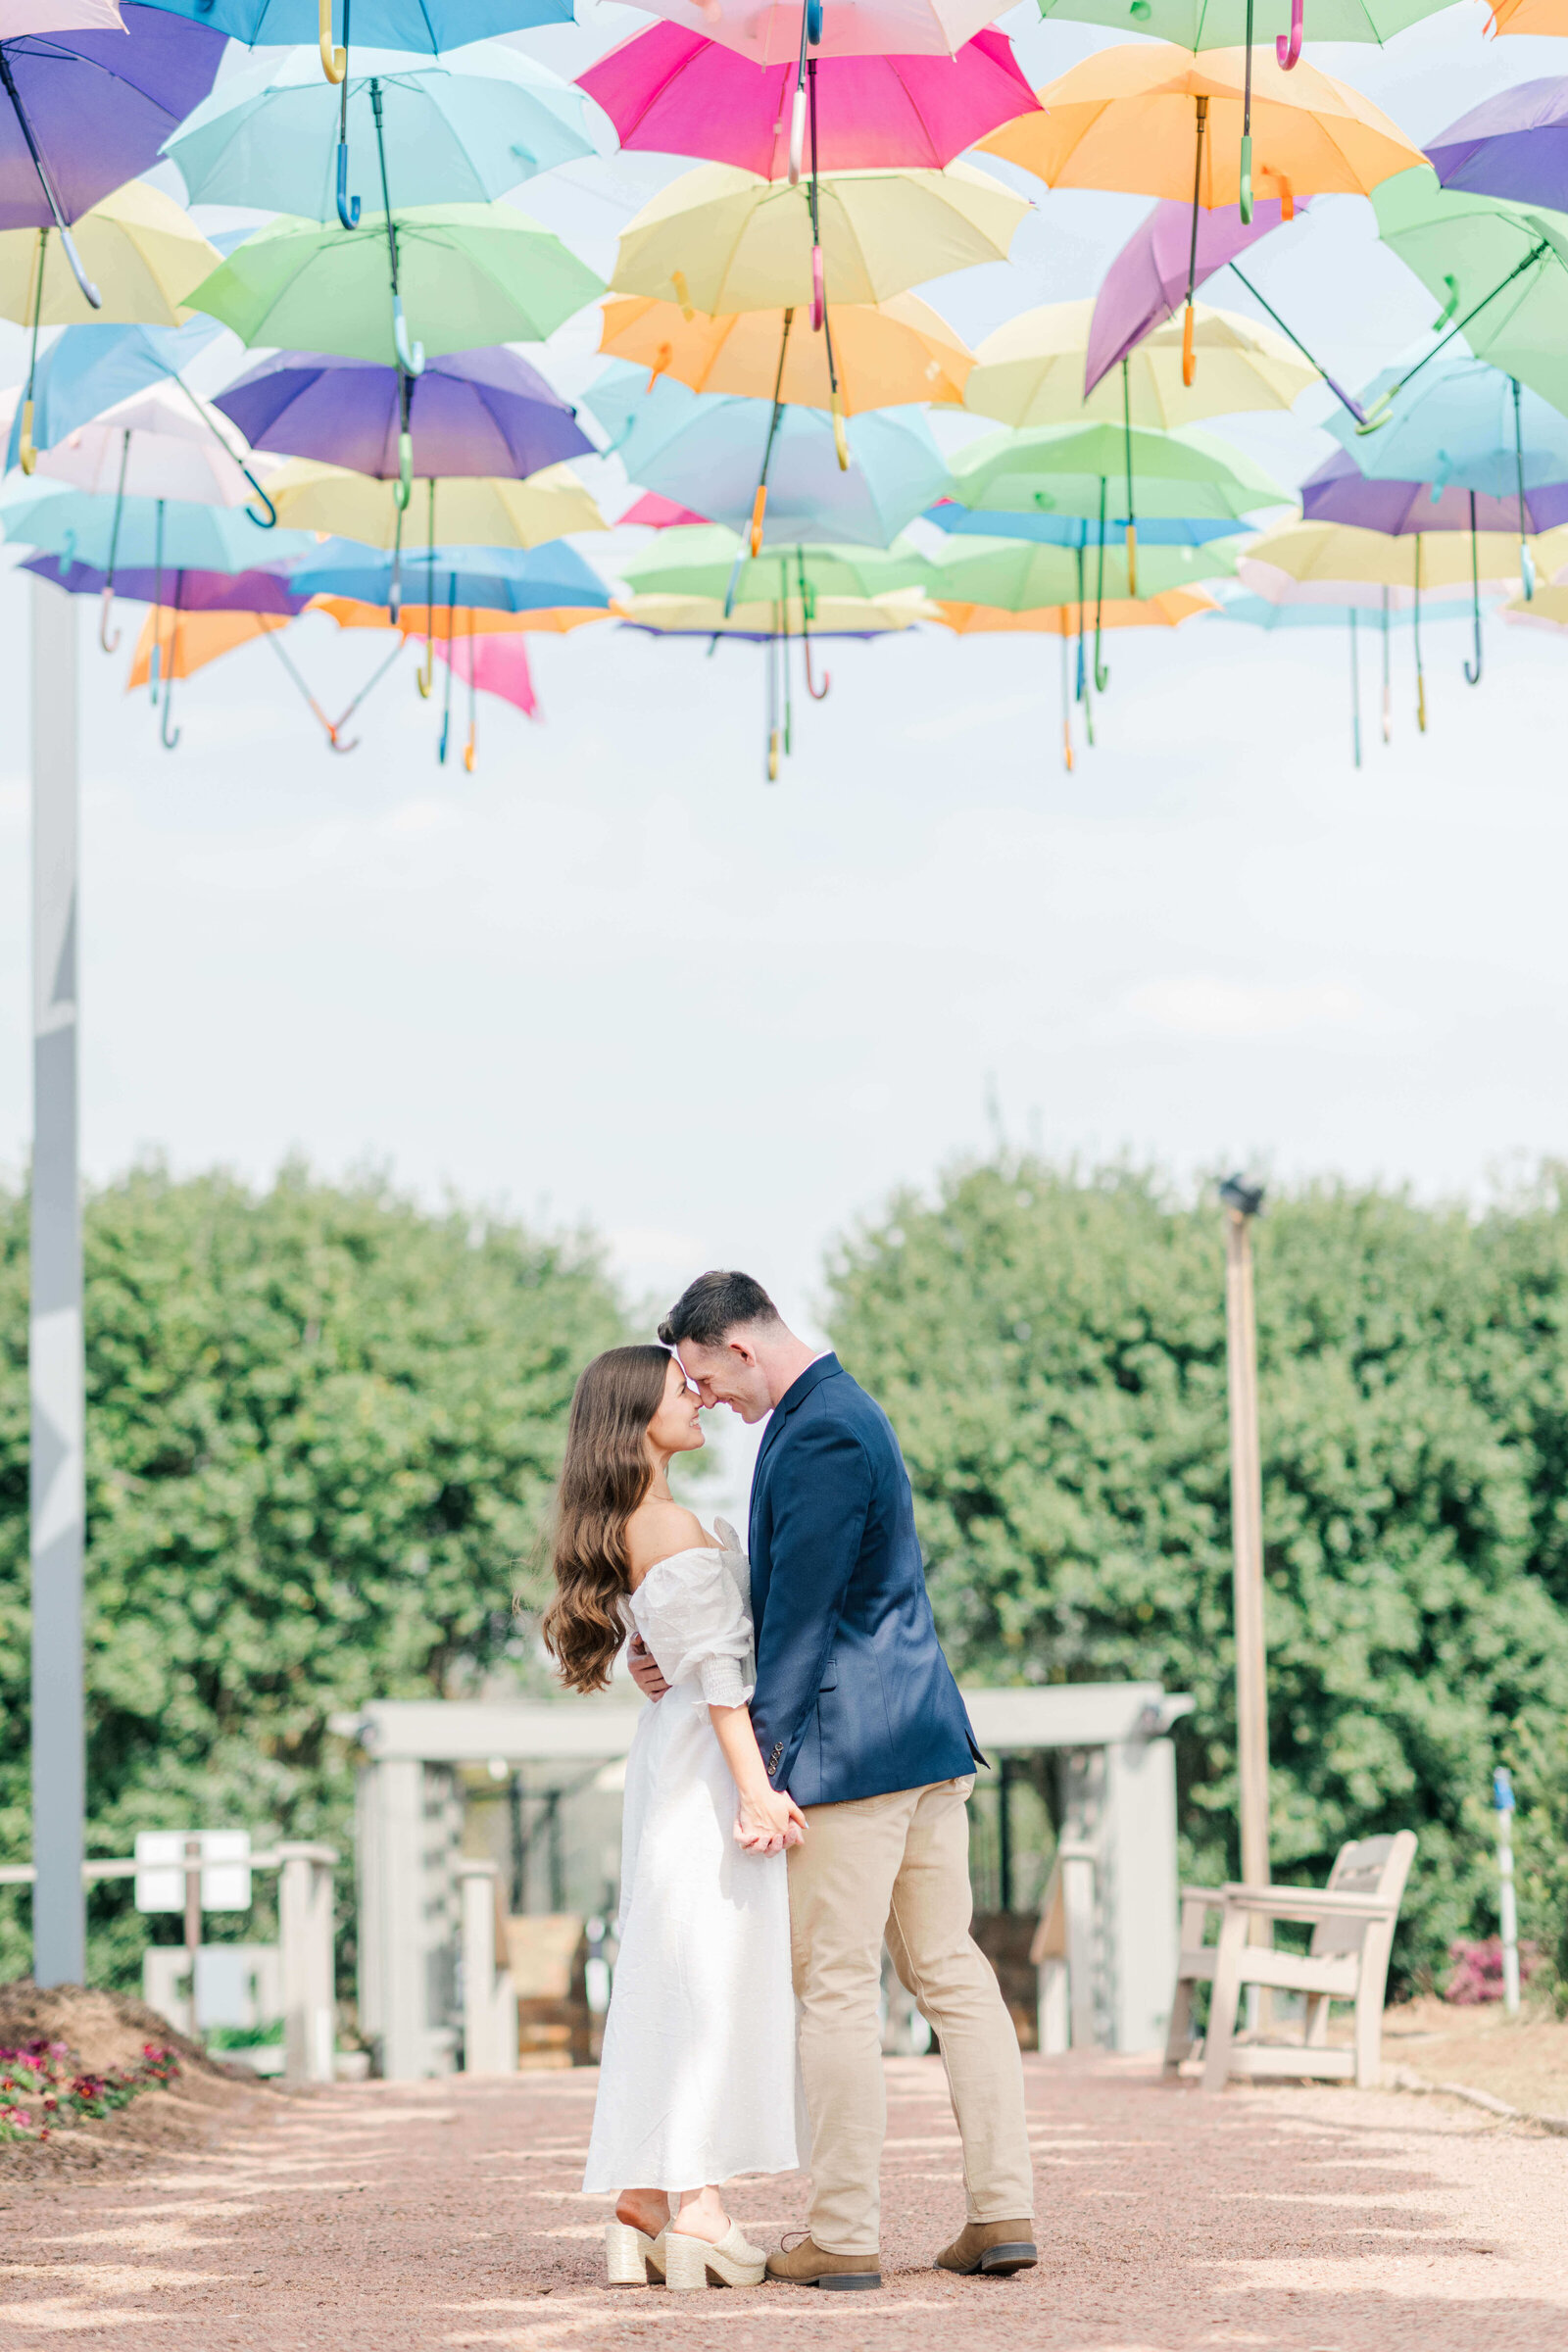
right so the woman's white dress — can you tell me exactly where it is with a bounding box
[582,1520,800,2195]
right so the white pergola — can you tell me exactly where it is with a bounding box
[332,1681,1192,2081]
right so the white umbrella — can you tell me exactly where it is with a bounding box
[618,0,1005,62]
[0,379,270,507]
[0,4,123,29]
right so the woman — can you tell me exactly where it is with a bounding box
[543,1345,806,2293]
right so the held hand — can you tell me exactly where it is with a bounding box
[734,1785,808,1855]
[626,1635,668,1701]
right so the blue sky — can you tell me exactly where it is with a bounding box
[0,0,1564,1379]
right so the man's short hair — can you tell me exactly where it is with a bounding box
[659,1269,782,1349]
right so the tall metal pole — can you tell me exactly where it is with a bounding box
[29,573,86,1986]
[1220,1176,1271,1901]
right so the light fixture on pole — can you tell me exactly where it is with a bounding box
[1219,1173,1271,2016]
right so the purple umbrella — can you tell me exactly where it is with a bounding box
[1426,78,1568,211]
[0,5,225,307]
[1085,198,1309,394]
[23,553,310,613]
[213,348,592,482]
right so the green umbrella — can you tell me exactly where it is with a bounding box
[185,203,603,368]
[948,420,1289,522]
[1370,169,1568,420]
[1036,0,1446,40]
[621,525,934,603]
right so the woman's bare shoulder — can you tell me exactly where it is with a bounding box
[624,1498,714,1587]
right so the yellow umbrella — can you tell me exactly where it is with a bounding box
[265,460,607,549]
[981,46,1423,379]
[0,181,220,328]
[1500,582,1568,628]
[934,587,1218,770]
[599,291,973,413]
[964,298,1313,427]
[621,589,932,635]
[612,162,1028,316]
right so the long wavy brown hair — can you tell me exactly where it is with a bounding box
[543,1345,671,1694]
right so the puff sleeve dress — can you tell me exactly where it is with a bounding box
[582,1521,801,2196]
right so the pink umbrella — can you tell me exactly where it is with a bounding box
[619,491,710,527]
[612,0,1006,66]
[433,628,536,771]
[578,23,1038,175]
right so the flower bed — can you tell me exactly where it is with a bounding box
[0,2037,182,2142]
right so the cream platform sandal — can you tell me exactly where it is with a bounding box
[605,2221,668,2284]
[663,2223,767,2291]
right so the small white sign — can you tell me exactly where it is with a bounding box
[133,1831,252,1916]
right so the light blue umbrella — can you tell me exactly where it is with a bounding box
[923,504,1247,548]
[165,41,596,225]
[0,480,316,572]
[287,536,611,610]
[4,318,224,472]
[1331,350,1568,600]
[584,367,950,550]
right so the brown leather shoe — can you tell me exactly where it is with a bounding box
[765,2234,881,2290]
[934,2219,1038,2277]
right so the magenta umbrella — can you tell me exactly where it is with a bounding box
[578,22,1038,175]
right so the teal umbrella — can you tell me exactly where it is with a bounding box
[165,40,596,224]
[0,478,315,570]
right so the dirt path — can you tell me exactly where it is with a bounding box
[4,2052,1566,2351]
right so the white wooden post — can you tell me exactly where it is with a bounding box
[279,1842,337,2084]
[1494,1769,1520,2014]
[458,1860,516,2078]
[29,575,86,1987]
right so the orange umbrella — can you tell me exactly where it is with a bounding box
[309,596,613,637]
[598,292,972,412]
[127,607,288,689]
[980,45,1423,379]
[931,586,1218,770]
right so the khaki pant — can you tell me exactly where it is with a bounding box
[786,1775,1034,2256]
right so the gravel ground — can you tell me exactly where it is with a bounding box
[4,2051,1566,2351]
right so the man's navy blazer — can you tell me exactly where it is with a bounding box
[747,1353,980,1807]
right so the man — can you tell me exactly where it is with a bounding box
[630,1268,1036,2290]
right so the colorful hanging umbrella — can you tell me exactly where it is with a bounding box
[0,179,219,324]
[1085,194,1311,392]
[2,315,220,470]
[619,592,927,633]
[1500,581,1568,626]
[264,459,606,548]
[186,204,603,367]
[609,0,1008,64]
[599,291,972,412]
[1371,169,1568,419]
[4,378,269,506]
[930,533,1240,604]
[133,0,569,34]
[620,522,934,600]
[584,366,950,546]
[1479,0,1568,36]
[947,418,1288,524]
[287,536,612,610]
[1034,0,1447,40]
[215,347,592,480]
[965,298,1313,425]
[0,477,316,568]
[612,160,1028,315]
[1326,351,1568,501]
[0,4,223,305]
[1425,78,1568,212]
[315,595,609,635]
[1301,446,1568,535]
[125,603,290,687]
[579,24,1037,175]
[925,500,1244,546]
[166,38,594,221]
[1,8,126,26]
[24,551,308,609]
[619,491,710,527]
[933,589,1218,629]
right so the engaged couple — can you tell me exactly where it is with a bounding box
[544,1269,1037,2294]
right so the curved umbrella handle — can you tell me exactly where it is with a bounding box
[327,721,361,754]
[464,733,476,775]
[1181,302,1196,389]
[438,709,451,764]
[1433,276,1459,331]
[1464,618,1483,685]
[319,0,346,82]
[244,468,278,529]
[804,640,830,700]
[335,144,360,231]
[1094,643,1109,693]
[831,387,849,472]
[56,221,99,312]
[393,298,424,378]
[395,428,414,512]
[19,396,35,476]
[416,629,434,699]
[788,82,806,185]
[98,586,119,656]
[767,727,780,783]
[1353,388,1395,436]
[1275,0,1303,69]
[160,674,180,753]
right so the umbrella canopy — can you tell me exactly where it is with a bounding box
[1487,0,1568,28]
[186,205,603,364]
[130,1,570,40]
[579,24,1037,176]
[1219,590,1457,627]
[215,348,591,479]
[24,551,308,609]
[1372,168,1568,416]
[925,500,1244,545]
[1035,0,1449,41]
[930,533,1240,606]
[980,45,1424,209]
[316,595,608,634]
[620,588,927,635]
[933,588,1218,630]
[0,5,223,230]
[947,419,1288,519]
[1086,195,1304,394]
[1324,352,1568,506]
[965,298,1313,427]
[585,366,950,546]
[2,377,266,504]
[611,160,1027,314]
[598,292,972,412]
[0,477,317,567]
[1238,517,1568,594]
[1301,446,1568,535]
[2,7,126,26]
[264,458,606,547]
[126,606,291,686]
[166,39,595,216]
[605,0,1007,64]
[0,179,219,324]
[1,315,220,466]
[620,491,709,527]
[287,535,611,609]
[1425,78,1568,213]
[620,523,934,600]
[1500,581,1568,626]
